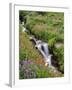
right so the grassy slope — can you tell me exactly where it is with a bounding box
[19,29,44,65]
[26,12,64,42]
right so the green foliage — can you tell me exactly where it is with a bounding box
[19,67,24,79]
[33,30,49,42]
[53,46,64,72]
[19,48,28,60]
[20,11,64,43]
[19,60,63,79]
[56,34,64,42]
[35,65,48,78]
[48,37,56,47]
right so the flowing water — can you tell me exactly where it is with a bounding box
[35,41,52,66]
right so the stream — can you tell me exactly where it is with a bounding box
[22,24,52,66]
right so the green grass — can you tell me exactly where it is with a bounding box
[25,12,64,43]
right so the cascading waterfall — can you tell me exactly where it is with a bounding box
[35,41,52,66]
[22,24,52,66]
